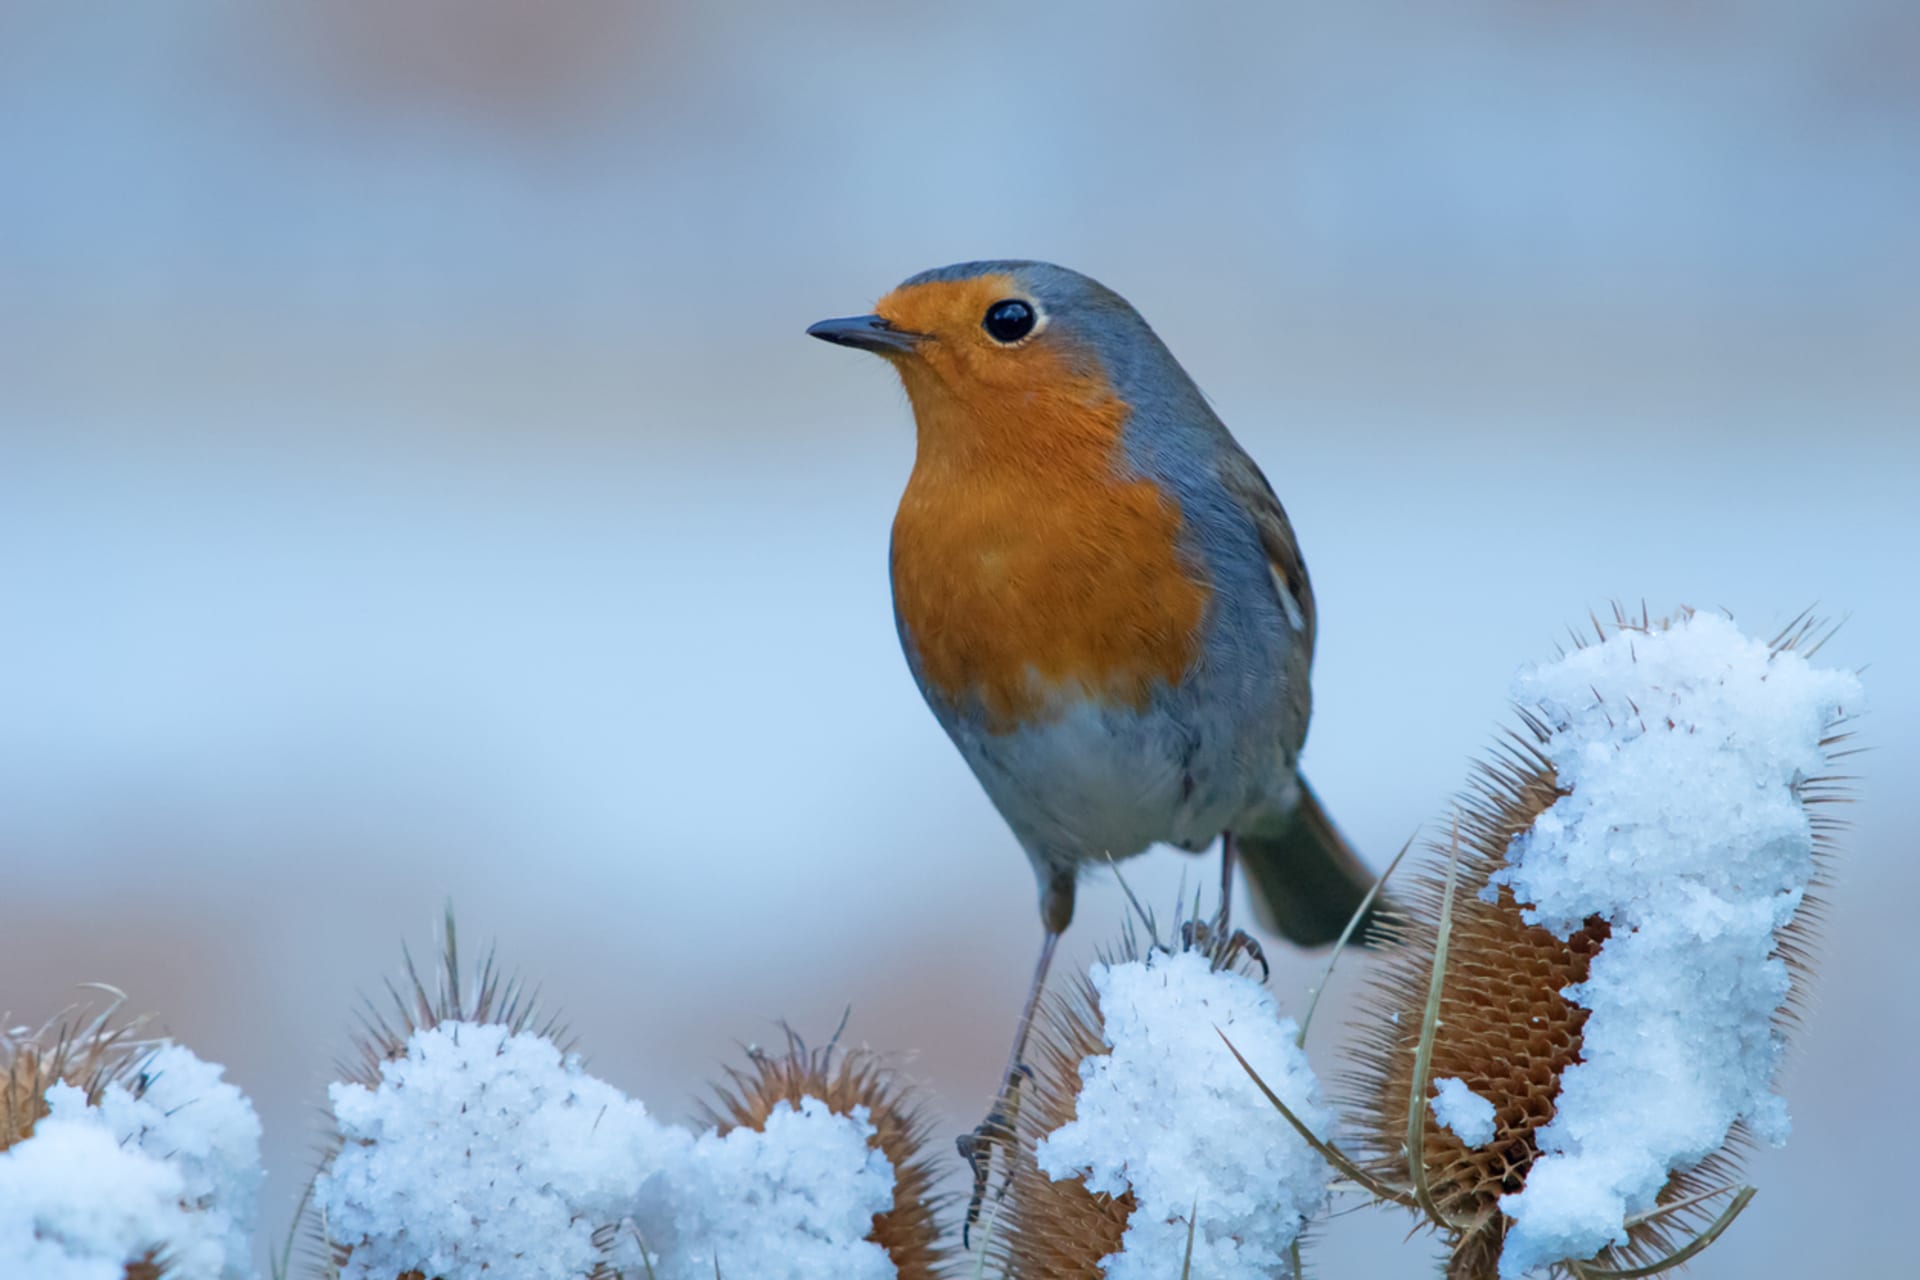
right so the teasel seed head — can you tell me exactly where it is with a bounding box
[3,996,183,1279]
[2,995,145,1153]
[310,908,586,1280]
[1347,606,1854,1278]
[985,913,1291,1278]
[985,961,1137,1278]
[700,1023,951,1279]
[336,907,562,1094]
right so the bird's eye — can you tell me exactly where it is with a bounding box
[982,298,1037,344]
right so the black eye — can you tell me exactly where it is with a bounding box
[982,298,1036,344]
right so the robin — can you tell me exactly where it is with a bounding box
[808,261,1382,1194]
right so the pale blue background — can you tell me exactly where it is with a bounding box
[2,2,1913,1274]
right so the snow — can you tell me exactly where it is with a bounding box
[622,1097,897,1280]
[0,1086,183,1280]
[0,1045,263,1280]
[1430,1077,1497,1147]
[1035,948,1331,1278]
[320,1020,679,1280]
[102,1043,264,1279]
[1487,613,1860,1278]
[320,1019,899,1280]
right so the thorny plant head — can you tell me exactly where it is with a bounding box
[4,993,171,1279]
[147,604,1856,1280]
[979,896,1279,1279]
[305,908,586,1280]
[1300,605,1852,1279]
[700,1022,950,1279]
[2,990,146,1152]
[337,907,564,1095]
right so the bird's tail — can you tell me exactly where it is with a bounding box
[1237,775,1393,947]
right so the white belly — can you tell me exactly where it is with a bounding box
[946,691,1273,879]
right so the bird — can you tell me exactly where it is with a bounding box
[807,260,1382,1194]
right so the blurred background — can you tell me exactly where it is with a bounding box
[2,0,1913,1273]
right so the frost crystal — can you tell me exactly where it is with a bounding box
[321,1020,899,1280]
[103,1043,264,1278]
[1489,613,1860,1278]
[1035,948,1330,1278]
[320,1021,675,1280]
[1430,1077,1497,1147]
[0,1088,183,1280]
[624,1097,898,1280]
[0,1044,263,1280]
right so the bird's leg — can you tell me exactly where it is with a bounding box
[959,927,1059,1243]
[1219,828,1240,928]
[1181,831,1269,978]
[961,875,1073,1246]
[998,926,1060,1104]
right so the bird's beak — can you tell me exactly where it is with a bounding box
[806,314,922,356]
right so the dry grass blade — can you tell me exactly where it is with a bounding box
[1297,834,1415,1049]
[1618,1183,1740,1232]
[1404,827,1462,1232]
[1103,854,1168,955]
[1567,1187,1757,1279]
[269,1174,320,1280]
[966,1196,1004,1280]
[1216,1029,1409,1206]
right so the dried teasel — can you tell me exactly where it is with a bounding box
[700,1023,950,1279]
[335,908,563,1095]
[3,996,178,1279]
[2,993,146,1153]
[980,958,1135,1278]
[312,914,909,1280]
[981,914,1310,1278]
[305,909,590,1280]
[1344,606,1855,1278]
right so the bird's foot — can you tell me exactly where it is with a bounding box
[1180,918,1271,981]
[959,1062,1032,1248]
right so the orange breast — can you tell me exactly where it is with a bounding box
[889,356,1210,732]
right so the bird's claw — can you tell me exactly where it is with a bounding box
[959,1062,1033,1248]
[1180,918,1271,981]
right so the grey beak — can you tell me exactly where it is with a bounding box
[806,313,922,355]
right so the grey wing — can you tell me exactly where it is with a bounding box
[1217,447,1317,664]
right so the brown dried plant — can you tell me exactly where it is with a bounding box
[2,995,143,1152]
[336,909,562,1094]
[306,909,585,1280]
[2,994,166,1278]
[1333,606,1853,1278]
[981,959,1134,1279]
[981,917,1277,1279]
[701,1024,951,1279]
